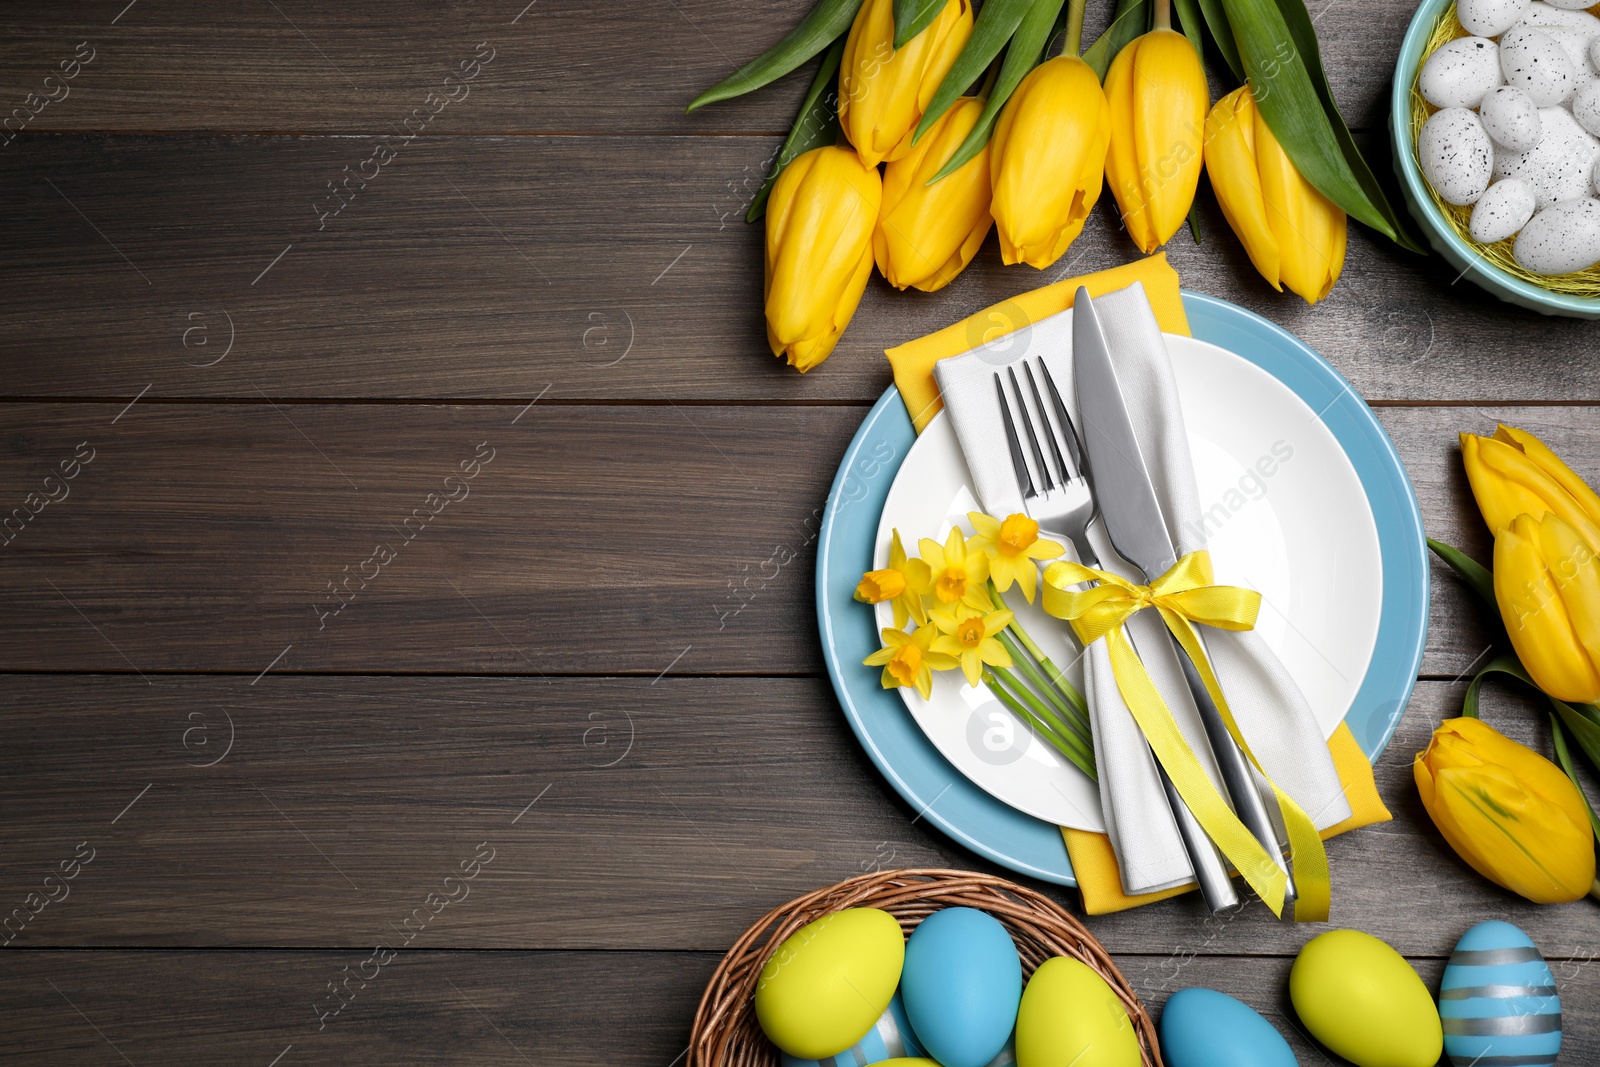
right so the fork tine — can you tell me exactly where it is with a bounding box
[1038,360,1085,483]
[1023,362,1068,488]
[1008,367,1055,492]
[995,373,1037,500]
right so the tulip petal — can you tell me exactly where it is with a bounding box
[1495,516,1600,704]
[1496,423,1600,535]
[1205,88,1282,291]
[875,97,993,292]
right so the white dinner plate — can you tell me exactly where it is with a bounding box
[869,334,1383,831]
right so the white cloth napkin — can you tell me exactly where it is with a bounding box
[932,281,1351,895]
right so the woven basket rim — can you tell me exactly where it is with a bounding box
[687,867,1163,1067]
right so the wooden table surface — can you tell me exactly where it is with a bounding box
[3,2,1598,1063]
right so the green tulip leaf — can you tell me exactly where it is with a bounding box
[1194,0,1244,80]
[1463,653,1533,719]
[914,0,1036,142]
[747,38,846,222]
[687,0,863,111]
[926,0,1067,184]
[1082,0,1150,79]
[1553,698,1600,775]
[1218,0,1423,250]
[894,0,947,48]
[1551,714,1600,841]
[1171,0,1207,64]
[1428,538,1497,611]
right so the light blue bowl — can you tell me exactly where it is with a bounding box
[1390,0,1600,318]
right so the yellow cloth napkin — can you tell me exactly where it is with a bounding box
[884,253,1392,913]
[887,255,1190,433]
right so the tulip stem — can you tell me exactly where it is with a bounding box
[1154,0,1172,31]
[1064,0,1088,57]
[1591,877,1600,903]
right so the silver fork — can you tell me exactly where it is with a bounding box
[995,360,1241,913]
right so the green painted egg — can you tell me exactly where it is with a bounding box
[754,907,906,1059]
[1290,929,1443,1067]
[1016,956,1142,1067]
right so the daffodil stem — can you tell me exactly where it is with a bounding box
[1154,0,1172,32]
[985,659,1100,758]
[995,629,1091,743]
[985,668,1097,780]
[988,580,1090,720]
[1064,0,1088,57]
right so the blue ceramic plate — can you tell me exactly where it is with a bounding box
[815,291,1429,885]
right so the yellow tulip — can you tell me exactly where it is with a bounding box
[1415,716,1596,903]
[1204,86,1346,304]
[989,55,1111,269]
[874,96,993,292]
[1104,28,1208,252]
[1494,512,1600,704]
[1461,425,1600,550]
[839,0,973,167]
[765,145,883,373]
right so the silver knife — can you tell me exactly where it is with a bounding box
[1071,286,1296,905]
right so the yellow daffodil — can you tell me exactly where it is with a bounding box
[854,529,933,627]
[1204,85,1346,305]
[1415,716,1597,904]
[1461,425,1600,549]
[919,527,990,604]
[930,600,1014,687]
[967,511,1063,603]
[874,96,993,292]
[764,145,883,373]
[1494,512,1600,704]
[864,625,957,699]
[1104,26,1208,252]
[989,55,1111,269]
[838,0,973,167]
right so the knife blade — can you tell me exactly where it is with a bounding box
[1071,286,1296,904]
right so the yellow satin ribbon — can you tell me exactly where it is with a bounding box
[1041,551,1332,921]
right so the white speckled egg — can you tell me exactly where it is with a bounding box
[1514,198,1600,273]
[1420,107,1496,204]
[1591,36,1600,76]
[1537,27,1598,83]
[1479,86,1544,150]
[1422,38,1503,107]
[1516,1,1600,34]
[1593,152,1600,194]
[1574,81,1600,135]
[1540,0,1596,12]
[1469,179,1538,241]
[1500,27,1577,106]
[1459,0,1530,36]
[1493,106,1600,205]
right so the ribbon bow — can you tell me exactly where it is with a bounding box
[1042,551,1330,921]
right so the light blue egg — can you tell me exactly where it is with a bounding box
[901,907,1022,1067]
[1158,988,1296,1067]
[1441,920,1561,1067]
[778,992,925,1067]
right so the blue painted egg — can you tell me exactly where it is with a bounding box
[1440,920,1561,1067]
[779,993,926,1067]
[1158,988,1296,1067]
[901,907,1023,1067]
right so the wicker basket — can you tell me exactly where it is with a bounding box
[688,868,1161,1067]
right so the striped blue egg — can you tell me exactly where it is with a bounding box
[1440,920,1561,1067]
[779,992,926,1067]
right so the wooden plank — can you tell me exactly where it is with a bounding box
[4,674,1599,957]
[0,949,719,1065]
[0,0,1416,136]
[2,135,1597,403]
[1,949,1596,1065]
[0,401,1588,674]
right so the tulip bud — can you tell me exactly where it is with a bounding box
[1204,86,1346,304]
[1461,425,1600,551]
[874,96,993,292]
[839,0,973,168]
[1104,29,1208,252]
[990,56,1111,269]
[1415,716,1596,904]
[764,145,883,373]
[1494,512,1600,704]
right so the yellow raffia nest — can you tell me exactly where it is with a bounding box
[1409,2,1600,295]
